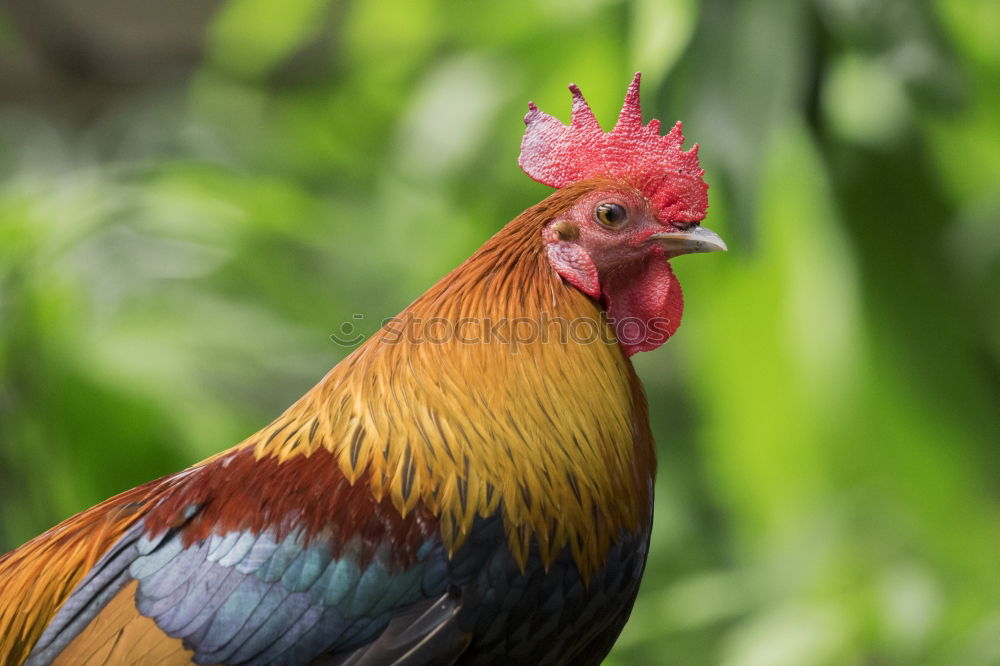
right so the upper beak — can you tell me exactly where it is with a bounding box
[649,226,728,255]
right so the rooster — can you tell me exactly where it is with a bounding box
[0,73,725,665]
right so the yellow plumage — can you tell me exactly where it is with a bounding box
[248,180,655,577]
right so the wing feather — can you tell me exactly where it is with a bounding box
[4,447,481,665]
[52,581,194,666]
[0,477,174,666]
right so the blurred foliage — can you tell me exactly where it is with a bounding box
[1,0,998,664]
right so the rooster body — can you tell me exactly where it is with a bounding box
[0,75,724,665]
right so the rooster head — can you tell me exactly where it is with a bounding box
[520,73,726,355]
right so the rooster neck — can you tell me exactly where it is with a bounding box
[247,189,656,580]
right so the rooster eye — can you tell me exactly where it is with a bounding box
[595,202,627,228]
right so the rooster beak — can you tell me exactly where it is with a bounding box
[649,226,728,255]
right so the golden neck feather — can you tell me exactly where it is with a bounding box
[244,184,656,578]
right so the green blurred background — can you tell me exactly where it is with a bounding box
[1,0,998,663]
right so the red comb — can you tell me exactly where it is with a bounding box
[519,72,708,224]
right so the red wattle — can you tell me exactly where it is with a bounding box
[600,252,683,356]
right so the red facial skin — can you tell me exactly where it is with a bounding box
[542,186,687,356]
